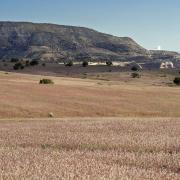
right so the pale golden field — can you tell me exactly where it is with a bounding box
[0,71,180,179]
[0,71,180,118]
[0,118,179,179]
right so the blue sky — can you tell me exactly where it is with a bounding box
[0,0,180,51]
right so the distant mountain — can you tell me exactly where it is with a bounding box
[0,21,179,63]
[0,21,151,61]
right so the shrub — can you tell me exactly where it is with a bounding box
[11,58,19,63]
[13,62,24,70]
[82,61,88,67]
[25,60,30,66]
[65,61,73,67]
[39,79,54,84]
[30,59,39,66]
[106,61,113,66]
[173,77,180,85]
[131,72,141,78]
[131,66,138,71]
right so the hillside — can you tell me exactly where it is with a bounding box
[0,21,150,61]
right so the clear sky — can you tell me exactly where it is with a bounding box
[0,0,180,52]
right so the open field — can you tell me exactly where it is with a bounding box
[0,71,180,118]
[0,71,180,179]
[0,118,179,179]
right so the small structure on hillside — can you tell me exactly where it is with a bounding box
[141,61,175,70]
[160,61,174,69]
[88,62,106,66]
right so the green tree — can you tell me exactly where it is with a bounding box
[13,62,24,70]
[174,77,180,85]
[131,66,138,71]
[39,79,54,84]
[65,61,73,67]
[106,61,113,66]
[82,60,88,67]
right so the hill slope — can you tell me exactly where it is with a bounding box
[0,21,149,61]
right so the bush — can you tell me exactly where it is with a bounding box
[131,66,138,71]
[173,77,180,85]
[131,72,141,78]
[65,61,73,67]
[11,58,19,63]
[39,79,54,84]
[82,61,88,67]
[106,61,113,66]
[30,59,39,66]
[13,62,24,70]
[25,60,30,66]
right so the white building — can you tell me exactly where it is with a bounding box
[160,61,174,69]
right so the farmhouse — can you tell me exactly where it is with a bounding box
[160,61,174,69]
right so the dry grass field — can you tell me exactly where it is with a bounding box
[0,71,180,118]
[0,118,179,179]
[0,71,180,179]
